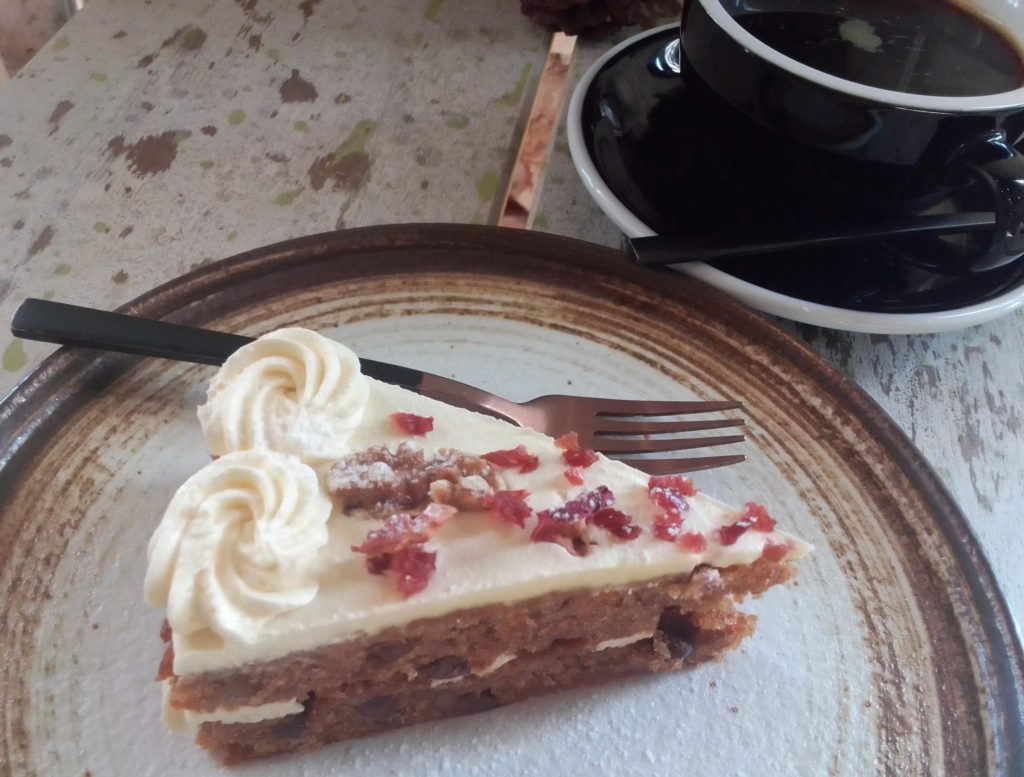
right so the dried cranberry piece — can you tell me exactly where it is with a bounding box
[389,412,434,436]
[563,447,598,468]
[564,466,585,486]
[481,445,540,474]
[159,619,172,643]
[555,432,599,468]
[352,504,453,596]
[742,502,777,532]
[679,532,708,553]
[718,502,777,546]
[366,555,393,575]
[589,507,641,540]
[351,514,424,556]
[717,522,747,546]
[540,486,614,524]
[761,540,789,562]
[648,474,696,497]
[532,486,616,555]
[391,545,437,597]
[484,489,532,528]
[648,474,696,516]
[351,503,456,555]
[554,432,578,450]
[653,512,683,542]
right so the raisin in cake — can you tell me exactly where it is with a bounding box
[145,328,811,762]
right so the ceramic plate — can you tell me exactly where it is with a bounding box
[567,24,1024,334]
[1,225,1020,776]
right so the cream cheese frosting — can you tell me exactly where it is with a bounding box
[144,449,331,643]
[197,327,369,462]
[149,328,812,676]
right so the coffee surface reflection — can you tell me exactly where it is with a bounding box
[730,0,1024,97]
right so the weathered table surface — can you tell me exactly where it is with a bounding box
[1,0,1021,639]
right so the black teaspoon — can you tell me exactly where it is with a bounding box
[628,211,998,268]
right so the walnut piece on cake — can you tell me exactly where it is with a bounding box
[327,442,503,516]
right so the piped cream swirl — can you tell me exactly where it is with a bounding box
[198,327,369,462]
[144,450,331,643]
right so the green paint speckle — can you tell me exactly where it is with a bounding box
[266,48,281,61]
[294,121,309,132]
[533,214,550,230]
[338,119,376,155]
[445,114,469,129]
[42,289,55,301]
[228,110,246,125]
[2,340,27,372]
[334,92,351,105]
[469,213,484,225]
[273,189,304,206]
[54,36,69,51]
[200,160,215,170]
[334,50,348,58]
[424,0,445,21]
[242,85,253,92]
[90,72,108,82]
[54,263,72,276]
[226,230,238,242]
[554,140,570,157]
[93,221,110,234]
[498,63,532,108]
[475,169,498,203]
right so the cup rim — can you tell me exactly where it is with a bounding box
[694,0,1024,113]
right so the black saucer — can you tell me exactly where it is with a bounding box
[579,28,1024,314]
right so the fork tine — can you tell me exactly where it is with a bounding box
[594,399,743,417]
[613,454,747,475]
[594,417,745,435]
[595,434,746,455]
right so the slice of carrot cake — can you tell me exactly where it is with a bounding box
[145,328,811,762]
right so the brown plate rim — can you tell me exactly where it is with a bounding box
[1,223,1021,771]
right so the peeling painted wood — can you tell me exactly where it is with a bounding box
[0,0,550,392]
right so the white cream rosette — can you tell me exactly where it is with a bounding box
[197,327,369,462]
[144,450,331,642]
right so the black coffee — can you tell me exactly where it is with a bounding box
[733,0,1024,97]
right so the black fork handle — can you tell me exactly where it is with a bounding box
[10,298,423,386]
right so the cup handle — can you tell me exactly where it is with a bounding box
[958,131,1024,272]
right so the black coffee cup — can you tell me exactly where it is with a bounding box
[679,0,1024,272]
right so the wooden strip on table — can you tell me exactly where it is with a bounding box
[527,34,641,248]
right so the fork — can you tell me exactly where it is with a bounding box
[11,298,745,474]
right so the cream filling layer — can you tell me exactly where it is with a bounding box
[160,331,812,676]
[161,681,304,730]
[595,632,655,651]
[427,651,521,688]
